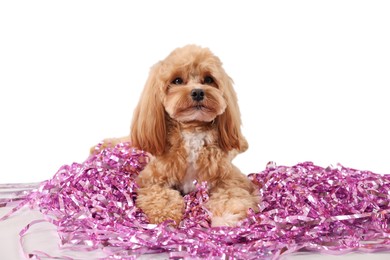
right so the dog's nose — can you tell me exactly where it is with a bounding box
[191,89,204,101]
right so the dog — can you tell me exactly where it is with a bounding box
[96,45,259,227]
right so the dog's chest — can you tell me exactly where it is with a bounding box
[181,131,211,194]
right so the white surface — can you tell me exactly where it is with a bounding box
[0,1,390,259]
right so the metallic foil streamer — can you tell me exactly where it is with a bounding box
[1,143,390,259]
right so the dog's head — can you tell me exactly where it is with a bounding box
[131,45,246,155]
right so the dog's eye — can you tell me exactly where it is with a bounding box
[172,77,184,85]
[203,76,214,84]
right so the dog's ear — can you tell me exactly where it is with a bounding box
[130,63,166,155]
[216,76,247,153]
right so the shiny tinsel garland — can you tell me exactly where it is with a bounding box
[1,142,390,259]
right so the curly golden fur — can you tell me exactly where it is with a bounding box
[97,45,259,226]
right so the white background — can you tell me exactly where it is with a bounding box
[0,0,389,183]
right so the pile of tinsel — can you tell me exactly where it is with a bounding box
[1,142,390,259]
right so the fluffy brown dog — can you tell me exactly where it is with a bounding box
[98,45,259,226]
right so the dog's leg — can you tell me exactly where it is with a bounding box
[207,183,259,227]
[136,185,185,225]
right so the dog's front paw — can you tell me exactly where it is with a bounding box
[207,187,259,227]
[136,186,185,225]
[211,212,244,227]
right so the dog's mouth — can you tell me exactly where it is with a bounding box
[194,104,206,110]
[191,104,215,113]
[170,102,224,123]
[177,103,212,113]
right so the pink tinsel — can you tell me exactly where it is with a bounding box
[1,142,390,259]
